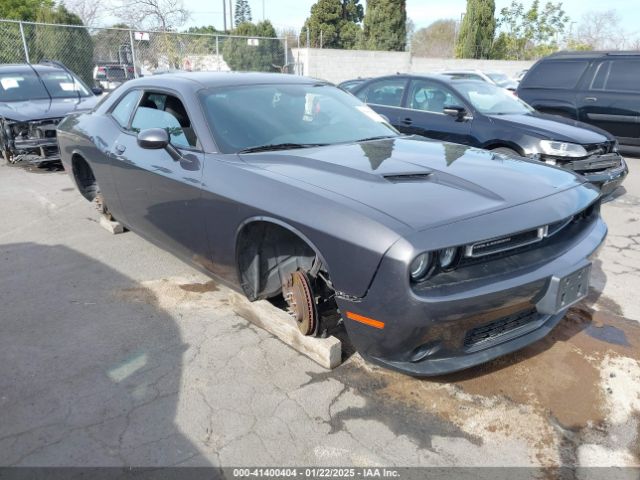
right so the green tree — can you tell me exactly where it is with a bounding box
[29,4,94,84]
[234,0,252,27]
[0,0,53,21]
[361,0,407,51]
[412,19,457,57]
[300,0,364,49]
[455,0,495,58]
[222,20,284,72]
[492,0,569,59]
[0,0,54,62]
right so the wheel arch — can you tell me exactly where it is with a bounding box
[482,141,525,156]
[234,216,331,301]
[70,153,99,202]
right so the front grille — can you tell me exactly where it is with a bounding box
[464,308,540,349]
[464,227,545,258]
[458,202,599,267]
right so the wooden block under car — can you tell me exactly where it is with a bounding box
[229,292,343,370]
[99,216,125,234]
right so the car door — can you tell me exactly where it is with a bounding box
[355,77,409,126]
[578,58,640,147]
[399,78,472,144]
[110,89,209,263]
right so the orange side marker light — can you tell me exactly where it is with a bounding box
[346,311,385,330]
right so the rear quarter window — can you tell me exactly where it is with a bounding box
[604,59,640,93]
[522,60,589,89]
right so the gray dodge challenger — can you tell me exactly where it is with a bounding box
[57,72,607,376]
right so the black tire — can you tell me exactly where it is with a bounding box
[491,147,520,158]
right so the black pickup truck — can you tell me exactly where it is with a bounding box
[518,51,640,154]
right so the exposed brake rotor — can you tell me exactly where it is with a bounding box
[282,270,318,336]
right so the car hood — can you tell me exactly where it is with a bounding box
[487,112,612,144]
[0,96,99,122]
[240,136,585,231]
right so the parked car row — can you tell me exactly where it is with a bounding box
[56,71,608,376]
[348,73,628,197]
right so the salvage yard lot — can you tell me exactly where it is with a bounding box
[0,159,639,468]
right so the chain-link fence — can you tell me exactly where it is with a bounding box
[0,19,294,90]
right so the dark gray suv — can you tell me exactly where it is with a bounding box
[518,51,640,155]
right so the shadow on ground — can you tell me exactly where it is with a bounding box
[0,242,217,476]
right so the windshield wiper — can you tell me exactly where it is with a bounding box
[238,143,326,153]
[355,135,398,142]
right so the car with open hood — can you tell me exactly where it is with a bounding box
[57,72,607,376]
[0,62,101,165]
[351,74,628,198]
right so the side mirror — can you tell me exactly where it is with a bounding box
[443,105,468,120]
[137,128,182,162]
[91,87,103,95]
[137,128,169,149]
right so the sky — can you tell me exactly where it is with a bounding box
[183,0,640,37]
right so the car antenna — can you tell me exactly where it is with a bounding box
[27,62,52,101]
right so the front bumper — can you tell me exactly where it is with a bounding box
[1,118,62,164]
[547,153,628,198]
[336,204,607,377]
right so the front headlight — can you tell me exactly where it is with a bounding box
[438,247,458,269]
[539,140,587,158]
[410,253,433,282]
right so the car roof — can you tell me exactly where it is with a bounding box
[547,50,640,60]
[362,73,487,84]
[442,70,484,74]
[0,63,66,74]
[123,71,327,91]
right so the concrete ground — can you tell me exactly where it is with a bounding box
[0,159,639,469]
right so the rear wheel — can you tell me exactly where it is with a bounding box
[1,149,12,165]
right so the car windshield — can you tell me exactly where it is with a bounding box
[454,81,533,115]
[0,69,91,102]
[200,83,398,153]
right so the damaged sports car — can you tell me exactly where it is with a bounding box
[57,73,607,376]
[0,62,101,165]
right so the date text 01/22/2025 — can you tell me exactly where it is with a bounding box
[231,468,401,478]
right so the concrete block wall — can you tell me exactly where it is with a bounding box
[291,47,534,84]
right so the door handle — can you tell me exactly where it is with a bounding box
[115,144,126,154]
[584,97,598,102]
[401,117,413,125]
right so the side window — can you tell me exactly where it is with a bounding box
[357,79,407,107]
[604,60,640,93]
[131,92,198,149]
[407,80,461,113]
[523,61,589,89]
[111,90,141,128]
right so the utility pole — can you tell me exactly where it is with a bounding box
[263,0,265,20]
[229,0,233,29]
[222,0,227,31]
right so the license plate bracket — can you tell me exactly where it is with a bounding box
[536,263,591,315]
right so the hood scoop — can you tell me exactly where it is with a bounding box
[383,172,433,183]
